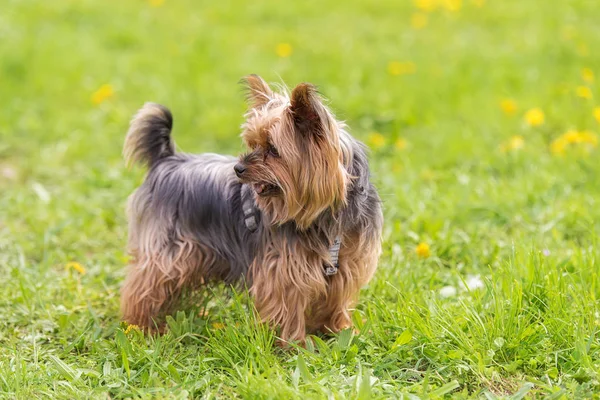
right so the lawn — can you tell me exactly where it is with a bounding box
[1,0,600,398]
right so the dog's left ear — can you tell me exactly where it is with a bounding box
[243,75,273,109]
[290,83,326,135]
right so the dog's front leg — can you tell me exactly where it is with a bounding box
[249,252,326,344]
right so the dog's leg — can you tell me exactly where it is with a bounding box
[121,238,205,331]
[307,278,355,335]
[251,271,310,343]
[249,246,327,344]
[307,233,381,335]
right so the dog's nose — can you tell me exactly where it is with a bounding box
[234,163,246,177]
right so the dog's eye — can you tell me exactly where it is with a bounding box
[267,144,280,158]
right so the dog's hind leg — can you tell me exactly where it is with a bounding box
[120,210,208,330]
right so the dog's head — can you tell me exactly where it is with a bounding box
[235,75,349,230]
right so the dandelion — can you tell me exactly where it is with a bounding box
[550,129,598,155]
[415,242,431,258]
[410,13,428,29]
[212,322,225,330]
[442,0,462,12]
[576,86,593,99]
[500,99,517,116]
[91,84,114,105]
[524,107,545,127]
[550,136,568,155]
[579,130,598,146]
[124,324,140,334]
[66,261,86,275]
[413,0,438,12]
[582,68,595,83]
[367,132,386,149]
[500,135,525,152]
[388,61,416,76]
[275,43,292,58]
[395,137,408,150]
[594,107,600,123]
[148,0,164,6]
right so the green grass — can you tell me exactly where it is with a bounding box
[1,0,600,398]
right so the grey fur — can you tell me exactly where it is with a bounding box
[124,103,175,168]
[125,104,382,285]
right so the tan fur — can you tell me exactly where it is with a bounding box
[121,192,216,328]
[122,76,383,344]
[240,81,349,230]
[307,229,382,334]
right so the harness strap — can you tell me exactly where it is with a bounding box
[240,184,341,276]
[241,184,259,232]
[324,236,342,276]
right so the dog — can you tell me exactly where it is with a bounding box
[121,75,383,343]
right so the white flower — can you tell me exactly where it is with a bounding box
[464,275,484,290]
[439,286,457,297]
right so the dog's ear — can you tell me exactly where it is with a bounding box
[290,83,326,135]
[243,75,274,109]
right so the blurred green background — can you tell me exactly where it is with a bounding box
[1,0,600,398]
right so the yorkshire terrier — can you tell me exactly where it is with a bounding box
[121,75,382,343]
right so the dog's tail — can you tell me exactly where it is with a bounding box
[124,103,175,169]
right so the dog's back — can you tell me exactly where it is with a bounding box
[122,106,260,328]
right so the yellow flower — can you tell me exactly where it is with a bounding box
[395,137,409,150]
[442,0,462,12]
[524,108,545,127]
[500,99,517,116]
[413,0,438,12]
[582,68,595,83]
[148,0,164,6]
[66,261,86,275]
[275,43,292,58]
[388,61,416,76]
[411,13,428,29]
[562,129,581,144]
[415,242,431,258]
[470,0,485,7]
[212,322,225,330]
[500,135,525,152]
[579,130,598,146]
[368,132,386,149]
[576,86,593,99]
[594,107,600,123]
[550,137,567,155]
[91,84,114,105]
[551,130,598,155]
[124,324,140,334]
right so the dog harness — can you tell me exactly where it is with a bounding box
[241,184,341,276]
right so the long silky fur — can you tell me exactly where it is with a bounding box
[121,77,383,343]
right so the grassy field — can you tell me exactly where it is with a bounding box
[2,0,600,398]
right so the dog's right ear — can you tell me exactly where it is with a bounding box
[242,75,273,109]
